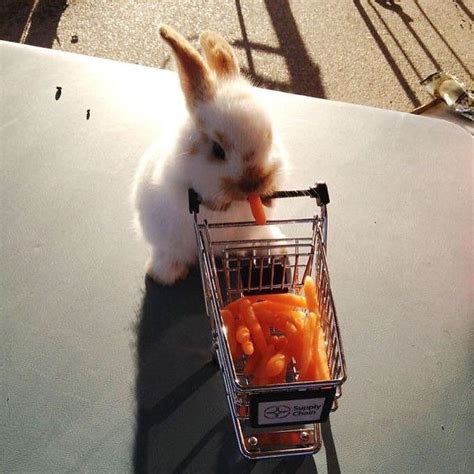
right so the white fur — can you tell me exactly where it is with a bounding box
[132,31,288,285]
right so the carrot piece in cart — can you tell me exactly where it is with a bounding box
[253,344,276,385]
[315,323,331,380]
[242,340,254,356]
[303,276,318,313]
[300,355,317,382]
[270,352,289,384]
[252,300,300,314]
[248,193,267,225]
[265,352,287,378]
[244,353,260,377]
[275,335,288,351]
[241,299,267,354]
[236,325,251,344]
[261,293,307,308]
[300,312,317,379]
[285,321,303,369]
[221,309,238,358]
[267,335,279,346]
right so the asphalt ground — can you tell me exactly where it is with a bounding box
[1,1,473,111]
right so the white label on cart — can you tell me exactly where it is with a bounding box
[258,397,326,425]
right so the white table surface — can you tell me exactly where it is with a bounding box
[1,41,472,473]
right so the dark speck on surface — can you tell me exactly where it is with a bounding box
[55,86,62,100]
[71,35,78,44]
[441,425,445,430]
[86,109,91,120]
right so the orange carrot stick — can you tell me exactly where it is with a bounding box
[275,335,288,351]
[244,353,260,377]
[269,355,289,384]
[303,276,318,313]
[242,340,254,356]
[267,335,279,346]
[277,309,306,331]
[265,352,286,378]
[285,321,303,369]
[225,297,246,316]
[259,293,307,308]
[241,300,267,355]
[300,355,317,382]
[221,309,238,358]
[248,193,267,225]
[254,344,276,385]
[252,300,300,315]
[236,325,251,344]
[300,312,317,379]
[315,324,331,380]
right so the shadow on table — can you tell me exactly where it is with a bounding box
[133,270,328,473]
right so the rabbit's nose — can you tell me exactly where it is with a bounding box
[239,179,261,194]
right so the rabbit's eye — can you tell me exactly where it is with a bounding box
[212,141,226,161]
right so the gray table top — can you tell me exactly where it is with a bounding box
[1,41,472,473]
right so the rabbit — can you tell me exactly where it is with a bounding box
[132,25,288,285]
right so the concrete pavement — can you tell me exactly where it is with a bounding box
[1,0,473,111]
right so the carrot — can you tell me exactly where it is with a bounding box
[236,325,251,344]
[241,299,267,354]
[253,344,276,385]
[265,352,286,378]
[225,298,246,316]
[300,312,317,379]
[300,355,317,382]
[303,276,318,313]
[270,355,289,384]
[267,335,279,346]
[221,309,238,358]
[248,193,267,225]
[242,340,255,356]
[285,321,303,369]
[259,293,307,308]
[252,300,302,314]
[244,353,260,377]
[277,309,306,331]
[315,323,331,380]
[275,335,288,351]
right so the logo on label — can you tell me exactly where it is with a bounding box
[257,397,327,426]
[263,405,291,419]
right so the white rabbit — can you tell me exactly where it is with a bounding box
[132,25,288,285]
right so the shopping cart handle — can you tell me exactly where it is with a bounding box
[188,182,330,214]
[270,182,330,206]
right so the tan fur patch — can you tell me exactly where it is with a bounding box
[221,162,279,198]
[200,31,239,78]
[243,150,255,162]
[160,25,215,107]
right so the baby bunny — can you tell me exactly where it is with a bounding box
[132,25,288,285]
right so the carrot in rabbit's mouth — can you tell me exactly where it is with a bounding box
[248,194,267,225]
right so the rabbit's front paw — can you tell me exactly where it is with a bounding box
[146,253,189,285]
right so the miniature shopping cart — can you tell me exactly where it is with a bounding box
[189,183,347,459]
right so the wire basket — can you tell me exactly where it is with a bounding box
[190,184,347,459]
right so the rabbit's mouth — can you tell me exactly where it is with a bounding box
[221,163,280,201]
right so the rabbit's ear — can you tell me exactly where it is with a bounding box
[160,25,215,106]
[199,31,240,79]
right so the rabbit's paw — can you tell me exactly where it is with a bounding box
[146,253,189,285]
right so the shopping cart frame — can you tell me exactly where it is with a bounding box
[190,183,347,459]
